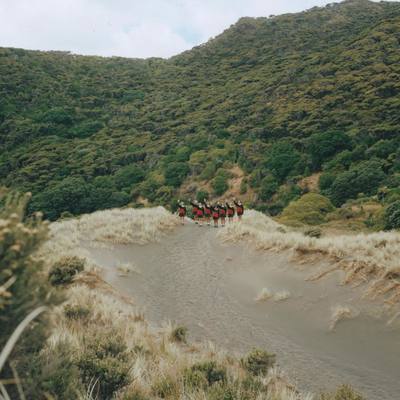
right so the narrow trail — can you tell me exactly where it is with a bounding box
[87,222,400,400]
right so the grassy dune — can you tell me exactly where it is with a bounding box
[218,210,400,305]
[40,207,180,263]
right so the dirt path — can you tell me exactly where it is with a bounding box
[87,222,400,400]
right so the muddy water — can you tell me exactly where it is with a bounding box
[86,224,400,400]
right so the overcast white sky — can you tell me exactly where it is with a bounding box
[0,0,382,58]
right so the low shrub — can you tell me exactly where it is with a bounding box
[319,384,365,400]
[241,349,276,376]
[77,333,130,399]
[170,325,188,343]
[304,228,322,238]
[184,361,227,388]
[36,342,83,400]
[281,193,335,225]
[49,256,85,286]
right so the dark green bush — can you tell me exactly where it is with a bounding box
[259,174,279,201]
[264,141,302,182]
[319,172,336,192]
[308,131,350,170]
[241,349,276,376]
[49,256,85,286]
[384,200,400,230]
[77,334,130,399]
[114,165,145,190]
[329,161,386,206]
[29,177,92,220]
[212,173,229,196]
[164,162,190,187]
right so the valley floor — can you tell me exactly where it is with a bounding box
[84,221,400,400]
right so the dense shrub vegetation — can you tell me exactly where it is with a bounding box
[0,191,58,398]
[384,200,400,230]
[1,0,400,219]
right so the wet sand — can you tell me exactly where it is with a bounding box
[86,223,400,399]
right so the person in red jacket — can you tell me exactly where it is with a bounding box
[204,200,212,226]
[196,203,204,226]
[234,199,244,221]
[212,204,220,228]
[177,201,187,225]
[190,199,199,224]
[218,201,227,227]
[226,201,235,223]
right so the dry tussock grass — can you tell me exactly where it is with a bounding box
[44,276,308,399]
[219,210,400,303]
[39,206,179,264]
[329,306,358,331]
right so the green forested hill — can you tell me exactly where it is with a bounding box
[1,0,400,219]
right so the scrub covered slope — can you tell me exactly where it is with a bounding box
[1,0,400,219]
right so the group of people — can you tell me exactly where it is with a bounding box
[177,198,244,227]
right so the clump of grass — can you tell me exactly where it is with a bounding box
[329,305,356,331]
[63,303,91,321]
[219,209,400,303]
[255,288,273,302]
[319,384,365,400]
[304,228,322,238]
[274,290,291,302]
[241,349,276,376]
[117,262,141,276]
[152,375,179,398]
[49,256,85,286]
[170,325,188,343]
